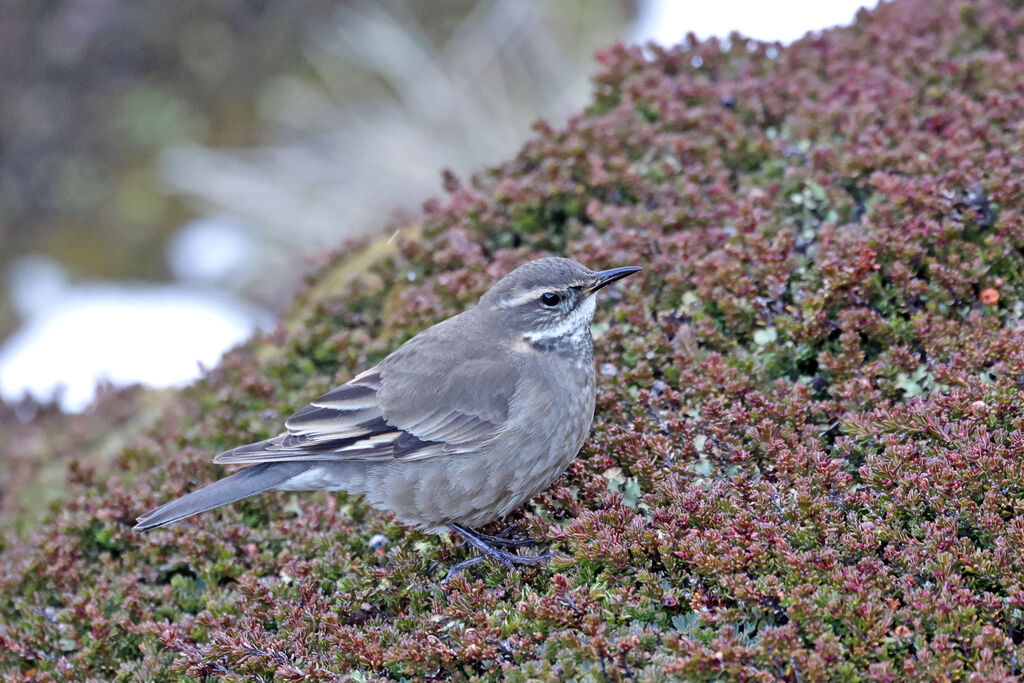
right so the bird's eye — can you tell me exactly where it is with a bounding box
[540,292,561,307]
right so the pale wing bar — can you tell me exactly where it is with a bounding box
[213,369,446,465]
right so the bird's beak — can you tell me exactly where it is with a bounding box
[586,266,642,295]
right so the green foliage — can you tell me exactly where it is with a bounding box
[6,0,1024,679]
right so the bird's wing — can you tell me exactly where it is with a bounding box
[213,321,519,466]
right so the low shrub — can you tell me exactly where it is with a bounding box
[4,1,1024,679]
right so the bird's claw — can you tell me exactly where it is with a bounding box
[441,523,551,582]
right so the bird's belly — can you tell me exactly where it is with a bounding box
[361,369,596,532]
[361,441,584,532]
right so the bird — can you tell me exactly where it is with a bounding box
[134,257,641,576]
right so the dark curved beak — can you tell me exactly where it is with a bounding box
[586,266,642,294]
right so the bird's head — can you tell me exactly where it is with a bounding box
[478,257,640,346]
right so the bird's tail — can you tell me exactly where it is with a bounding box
[133,462,307,532]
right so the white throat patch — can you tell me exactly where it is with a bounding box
[523,296,597,342]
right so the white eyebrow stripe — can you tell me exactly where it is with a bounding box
[498,286,558,309]
[498,281,590,309]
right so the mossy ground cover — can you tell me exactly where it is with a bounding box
[5,1,1024,679]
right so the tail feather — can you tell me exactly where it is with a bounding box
[133,462,307,532]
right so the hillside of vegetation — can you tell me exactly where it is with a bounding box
[4,1,1024,679]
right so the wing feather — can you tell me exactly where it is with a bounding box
[213,317,519,467]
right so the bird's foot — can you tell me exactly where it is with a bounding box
[475,523,541,548]
[443,523,551,582]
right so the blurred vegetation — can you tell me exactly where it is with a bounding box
[0,0,635,338]
[0,386,170,534]
[0,0,333,334]
[159,0,634,308]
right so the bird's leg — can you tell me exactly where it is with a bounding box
[444,523,552,581]
[475,523,542,548]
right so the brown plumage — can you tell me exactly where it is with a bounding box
[134,257,640,575]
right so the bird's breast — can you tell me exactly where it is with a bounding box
[501,353,595,486]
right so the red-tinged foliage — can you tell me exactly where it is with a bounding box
[5,0,1024,679]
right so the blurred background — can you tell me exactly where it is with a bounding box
[0,0,878,415]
